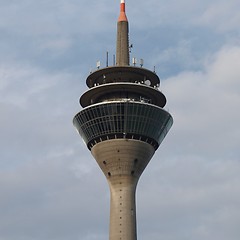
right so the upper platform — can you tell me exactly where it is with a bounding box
[86,66,160,88]
[80,82,166,108]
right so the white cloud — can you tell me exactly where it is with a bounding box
[129,0,240,33]
[195,0,240,32]
[39,38,73,54]
[0,155,108,240]
[163,45,240,160]
[207,46,240,91]
[0,64,57,107]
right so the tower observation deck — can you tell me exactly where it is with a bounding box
[73,1,173,239]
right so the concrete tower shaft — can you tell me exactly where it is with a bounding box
[116,0,129,66]
[92,139,155,240]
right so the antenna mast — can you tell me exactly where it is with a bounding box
[116,0,129,66]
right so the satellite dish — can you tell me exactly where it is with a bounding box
[132,57,137,66]
[145,80,151,86]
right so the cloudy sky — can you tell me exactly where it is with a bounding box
[0,0,240,239]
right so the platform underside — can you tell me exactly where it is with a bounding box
[91,138,155,180]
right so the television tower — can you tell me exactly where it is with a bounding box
[73,1,173,239]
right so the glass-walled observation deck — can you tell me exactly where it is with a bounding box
[73,101,173,150]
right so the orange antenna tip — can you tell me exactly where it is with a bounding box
[118,0,128,22]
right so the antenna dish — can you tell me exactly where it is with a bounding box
[106,52,109,67]
[145,80,151,86]
[132,57,137,66]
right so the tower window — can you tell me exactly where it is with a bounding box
[108,172,111,177]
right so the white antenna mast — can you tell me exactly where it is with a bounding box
[97,61,101,69]
[132,57,137,66]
